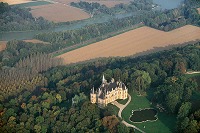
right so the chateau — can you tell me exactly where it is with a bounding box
[90,75,128,107]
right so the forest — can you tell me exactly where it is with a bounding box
[0,0,200,132]
[0,2,54,31]
[70,0,153,15]
[0,39,200,132]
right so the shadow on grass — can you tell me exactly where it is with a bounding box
[121,90,176,133]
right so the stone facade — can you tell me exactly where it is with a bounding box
[90,75,128,107]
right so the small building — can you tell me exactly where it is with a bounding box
[90,75,128,107]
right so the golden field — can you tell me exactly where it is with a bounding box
[57,25,200,64]
[0,0,32,5]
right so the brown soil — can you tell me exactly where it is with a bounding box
[0,0,32,5]
[23,39,49,44]
[30,3,90,22]
[57,25,200,64]
[0,41,7,52]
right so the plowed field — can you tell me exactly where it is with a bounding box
[30,3,90,22]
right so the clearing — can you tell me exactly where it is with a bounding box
[0,0,32,5]
[0,41,6,52]
[30,3,90,22]
[57,25,200,64]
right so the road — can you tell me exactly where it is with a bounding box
[112,94,146,133]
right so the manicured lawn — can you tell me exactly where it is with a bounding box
[121,92,176,133]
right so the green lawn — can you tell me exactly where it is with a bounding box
[121,92,176,133]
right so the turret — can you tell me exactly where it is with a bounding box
[102,74,107,83]
[90,86,96,103]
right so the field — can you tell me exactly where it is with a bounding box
[0,41,6,52]
[0,0,32,5]
[30,3,90,22]
[53,0,130,7]
[57,25,200,64]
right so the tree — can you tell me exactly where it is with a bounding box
[131,70,151,94]
[184,120,199,133]
[117,123,130,133]
[177,102,192,119]
[166,93,179,113]
[56,94,62,103]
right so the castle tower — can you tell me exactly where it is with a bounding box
[90,87,96,103]
[102,74,107,83]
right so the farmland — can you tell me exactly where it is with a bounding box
[0,0,32,5]
[57,25,200,64]
[30,3,90,22]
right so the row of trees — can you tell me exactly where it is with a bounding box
[71,0,154,15]
[0,53,63,102]
[0,2,54,31]
[71,1,112,15]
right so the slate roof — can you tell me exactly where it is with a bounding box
[98,81,126,99]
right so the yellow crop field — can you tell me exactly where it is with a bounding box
[0,0,32,5]
[57,25,200,64]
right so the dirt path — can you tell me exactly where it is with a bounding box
[186,71,200,74]
[112,94,145,133]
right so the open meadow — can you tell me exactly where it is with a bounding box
[30,3,90,22]
[57,25,200,64]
